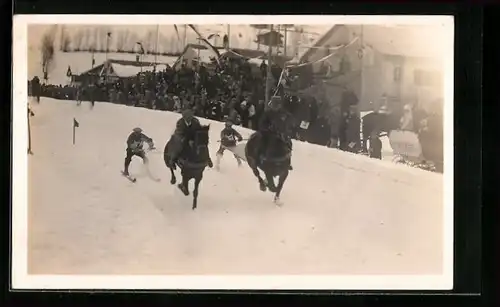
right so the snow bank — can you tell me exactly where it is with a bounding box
[25,98,444,279]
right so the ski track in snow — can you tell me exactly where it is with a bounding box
[27,98,444,275]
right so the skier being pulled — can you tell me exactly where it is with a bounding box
[123,127,155,177]
[167,108,213,169]
[257,96,294,170]
[215,118,243,170]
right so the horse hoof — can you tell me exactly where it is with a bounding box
[274,197,284,207]
[170,178,176,185]
[268,186,277,193]
[177,184,189,196]
[259,184,267,192]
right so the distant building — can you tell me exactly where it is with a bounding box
[300,24,446,113]
[173,43,293,71]
[72,59,169,85]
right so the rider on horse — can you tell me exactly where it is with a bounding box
[168,108,202,168]
[257,96,294,170]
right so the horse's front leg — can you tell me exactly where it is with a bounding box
[274,169,289,205]
[169,167,176,185]
[253,167,267,192]
[249,159,267,191]
[275,170,289,200]
[192,174,202,210]
[177,173,190,196]
[264,172,277,193]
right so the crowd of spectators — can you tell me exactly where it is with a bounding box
[29,56,365,153]
[28,55,443,171]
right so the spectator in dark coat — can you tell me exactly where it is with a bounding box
[31,76,41,102]
[369,130,382,160]
[344,107,361,152]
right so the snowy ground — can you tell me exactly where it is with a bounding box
[27,98,444,276]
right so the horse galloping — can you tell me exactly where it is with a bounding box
[244,131,291,205]
[163,125,213,210]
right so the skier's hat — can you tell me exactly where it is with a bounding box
[133,127,142,133]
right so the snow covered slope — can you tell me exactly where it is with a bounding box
[27,98,444,276]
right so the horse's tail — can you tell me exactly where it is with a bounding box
[164,134,179,166]
[163,140,170,167]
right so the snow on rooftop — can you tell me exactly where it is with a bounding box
[110,63,167,77]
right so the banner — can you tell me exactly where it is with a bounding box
[388,130,423,161]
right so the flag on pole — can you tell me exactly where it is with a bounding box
[73,118,79,145]
[187,24,221,66]
[66,66,72,77]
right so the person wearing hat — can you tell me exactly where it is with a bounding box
[167,108,202,168]
[400,104,414,131]
[123,127,155,177]
[30,75,41,103]
[215,118,244,170]
[257,96,294,170]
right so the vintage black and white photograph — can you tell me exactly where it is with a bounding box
[12,15,454,290]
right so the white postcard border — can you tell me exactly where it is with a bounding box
[12,14,454,290]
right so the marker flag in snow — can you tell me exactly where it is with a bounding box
[66,66,72,77]
[187,24,221,66]
[72,118,79,145]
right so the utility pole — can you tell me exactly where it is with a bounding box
[265,24,274,105]
[284,26,288,58]
[183,25,187,47]
[154,24,159,68]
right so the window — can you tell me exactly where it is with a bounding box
[414,69,441,87]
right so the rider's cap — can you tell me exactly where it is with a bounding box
[133,127,142,133]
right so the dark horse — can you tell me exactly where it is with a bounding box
[163,125,213,210]
[244,131,291,205]
[361,111,401,152]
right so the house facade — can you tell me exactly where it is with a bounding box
[300,25,445,113]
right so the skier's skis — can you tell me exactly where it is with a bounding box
[146,170,161,182]
[147,173,161,182]
[121,171,137,183]
[143,161,161,182]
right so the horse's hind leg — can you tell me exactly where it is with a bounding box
[170,167,176,185]
[264,172,277,192]
[274,170,289,205]
[192,174,202,210]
